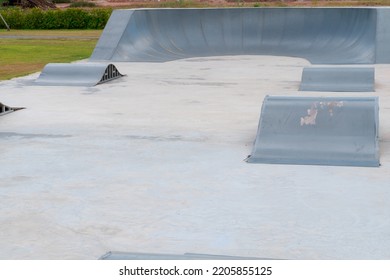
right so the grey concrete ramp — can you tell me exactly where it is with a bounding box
[375,8,390,63]
[299,67,375,92]
[247,96,379,167]
[90,7,390,64]
[35,63,124,86]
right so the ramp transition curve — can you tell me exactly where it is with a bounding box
[91,8,390,64]
[100,251,265,260]
[247,96,379,167]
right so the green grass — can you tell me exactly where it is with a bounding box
[0,30,101,80]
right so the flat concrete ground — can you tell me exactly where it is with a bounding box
[0,56,389,259]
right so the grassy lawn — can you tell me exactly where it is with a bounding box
[0,30,101,80]
[0,29,102,37]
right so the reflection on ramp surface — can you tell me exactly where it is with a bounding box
[91,8,390,64]
[247,96,379,167]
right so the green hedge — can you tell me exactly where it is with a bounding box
[0,8,112,29]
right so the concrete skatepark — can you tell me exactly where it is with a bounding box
[1,7,390,259]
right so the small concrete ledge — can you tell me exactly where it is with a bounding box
[247,96,379,167]
[299,67,375,92]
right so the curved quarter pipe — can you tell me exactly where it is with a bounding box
[90,8,390,64]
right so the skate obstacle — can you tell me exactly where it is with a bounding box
[91,8,390,64]
[35,8,387,167]
[35,63,124,86]
[299,67,375,92]
[247,96,380,167]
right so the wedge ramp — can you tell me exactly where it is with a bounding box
[35,63,124,87]
[100,251,267,260]
[299,67,375,92]
[247,96,379,167]
[90,8,390,64]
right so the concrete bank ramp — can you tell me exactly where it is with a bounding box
[247,96,379,167]
[300,67,375,92]
[35,63,124,86]
[90,8,390,64]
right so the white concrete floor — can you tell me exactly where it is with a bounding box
[0,56,389,259]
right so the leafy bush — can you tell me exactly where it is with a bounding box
[0,7,112,29]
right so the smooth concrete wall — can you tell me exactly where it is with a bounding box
[91,8,385,64]
[91,10,135,61]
